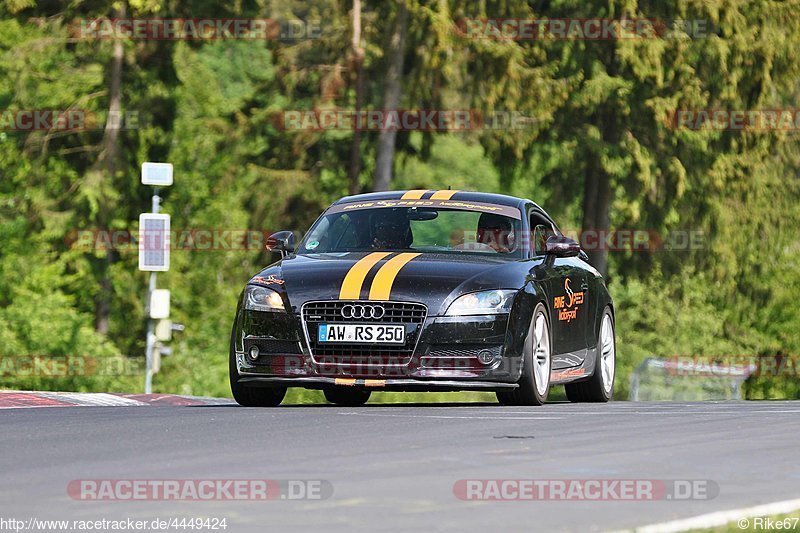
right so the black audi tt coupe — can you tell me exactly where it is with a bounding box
[230,190,615,406]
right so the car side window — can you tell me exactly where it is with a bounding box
[529,212,555,256]
[331,215,358,248]
[310,214,359,251]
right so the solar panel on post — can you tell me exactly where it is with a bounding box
[139,213,170,272]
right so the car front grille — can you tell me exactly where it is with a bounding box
[302,301,427,364]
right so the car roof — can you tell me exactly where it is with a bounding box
[334,190,541,211]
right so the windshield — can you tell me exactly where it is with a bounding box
[298,206,523,258]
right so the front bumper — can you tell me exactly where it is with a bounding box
[234,308,524,387]
[238,375,519,392]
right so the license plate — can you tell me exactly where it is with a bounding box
[318,324,405,344]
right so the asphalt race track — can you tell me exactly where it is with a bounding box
[1,399,799,532]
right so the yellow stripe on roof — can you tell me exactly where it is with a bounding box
[430,189,460,200]
[401,190,429,200]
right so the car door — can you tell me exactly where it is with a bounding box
[529,211,589,368]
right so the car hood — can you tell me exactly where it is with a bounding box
[249,252,526,316]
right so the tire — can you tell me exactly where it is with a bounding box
[324,387,371,406]
[229,330,287,407]
[496,302,551,406]
[565,307,615,403]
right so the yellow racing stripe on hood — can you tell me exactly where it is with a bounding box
[339,252,392,299]
[368,253,422,301]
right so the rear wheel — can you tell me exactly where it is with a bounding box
[229,331,287,407]
[497,303,551,406]
[565,307,615,402]
[324,387,371,406]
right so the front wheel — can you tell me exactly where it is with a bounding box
[324,387,371,406]
[497,303,551,406]
[565,307,615,402]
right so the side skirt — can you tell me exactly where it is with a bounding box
[549,344,598,385]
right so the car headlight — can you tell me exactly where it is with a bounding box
[243,285,285,312]
[446,290,516,316]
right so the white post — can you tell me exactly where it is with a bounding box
[140,162,172,394]
[144,190,161,394]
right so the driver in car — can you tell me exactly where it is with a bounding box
[477,213,515,253]
[371,210,413,249]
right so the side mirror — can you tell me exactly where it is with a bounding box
[545,235,581,257]
[266,231,296,257]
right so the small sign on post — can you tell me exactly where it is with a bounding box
[141,162,173,186]
[139,213,171,272]
[149,289,171,319]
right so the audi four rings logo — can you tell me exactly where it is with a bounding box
[341,304,386,319]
